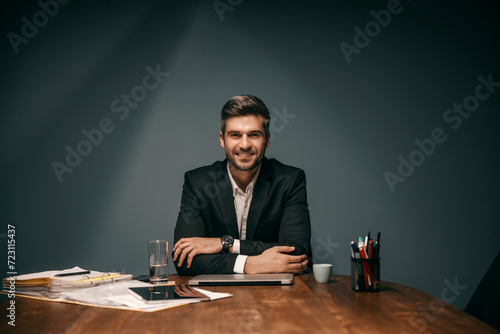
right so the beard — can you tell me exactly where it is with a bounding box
[226,146,266,172]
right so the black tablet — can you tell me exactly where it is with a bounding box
[128,285,210,304]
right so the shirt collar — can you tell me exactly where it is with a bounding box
[227,162,261,196]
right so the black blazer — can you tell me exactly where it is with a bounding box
[173,157,311,275]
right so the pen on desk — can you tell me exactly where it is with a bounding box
[376,232,381,258]
[55,270,91,277]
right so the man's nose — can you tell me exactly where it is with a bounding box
[240,135,251,150]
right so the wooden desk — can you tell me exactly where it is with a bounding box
[1,274,498,334]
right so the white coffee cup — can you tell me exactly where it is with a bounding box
[313,264,332,283]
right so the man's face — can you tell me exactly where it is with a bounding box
[220,115,270,172]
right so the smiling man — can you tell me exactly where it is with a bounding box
[172,95,311,275]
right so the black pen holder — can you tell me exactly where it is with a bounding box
[351,257,380,292]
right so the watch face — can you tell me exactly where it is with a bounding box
[222,235,233,245]
[221,235,233,253]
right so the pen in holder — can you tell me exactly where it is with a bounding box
[351,257,380,292]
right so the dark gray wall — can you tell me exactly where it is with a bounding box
[1,0,499,312]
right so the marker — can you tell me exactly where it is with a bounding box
[358,237,366,254]
[368,240,374,258]
[350,241,358,258]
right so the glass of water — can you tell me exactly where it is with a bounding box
[148,240,168,284]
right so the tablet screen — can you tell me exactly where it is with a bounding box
[129,285,209,303]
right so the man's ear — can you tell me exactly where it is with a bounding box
[220,131,225,148]
[265,132,271,148]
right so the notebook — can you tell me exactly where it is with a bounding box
[188,273,294,286]
[3,266,132,298]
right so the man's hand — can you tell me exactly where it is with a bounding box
[173,237,223,268]
[244,246,308,274]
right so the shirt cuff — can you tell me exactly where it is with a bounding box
[232,239,241,254]
[233,255,248,274]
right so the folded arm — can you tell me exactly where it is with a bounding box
[240,168,311,257]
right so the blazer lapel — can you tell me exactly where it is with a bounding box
[216,160,239,238]
[246,158,271,241]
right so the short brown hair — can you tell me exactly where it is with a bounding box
[220,95,270,137]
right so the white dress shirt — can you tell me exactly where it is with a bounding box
[227,162,261,273]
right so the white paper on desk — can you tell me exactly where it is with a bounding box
[103,287,233,312]
[14,266,78,280]
[64,280,232,312]
[193,288,232,301]
[62,280,152,307]
[13,266,132,290]
[15,266,96,280]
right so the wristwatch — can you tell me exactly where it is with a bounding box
[220,235,234,253]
